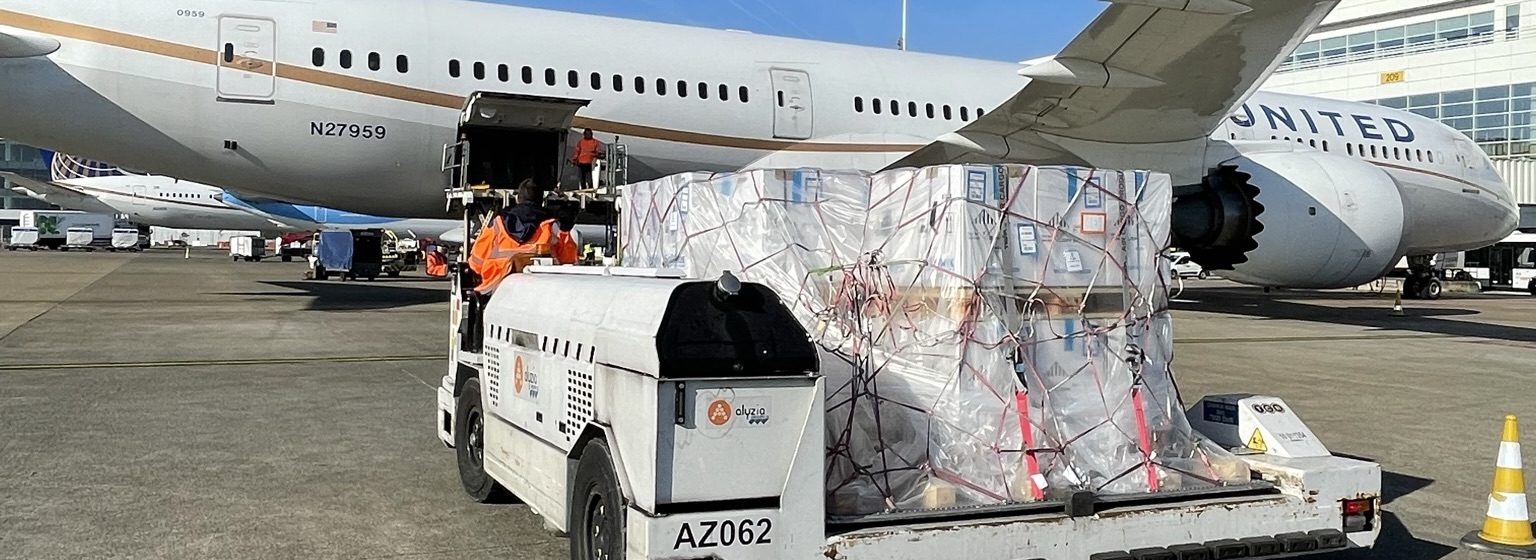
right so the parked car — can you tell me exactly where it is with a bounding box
[1167,251,1208,279]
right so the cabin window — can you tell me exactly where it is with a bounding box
[368,52,381,71]
[977,108,986,118]
[872,98,883,114]
[926,103,935,119]
[961,107,971,121]
[908,101,918,117]
[719,84,729,101]
[635,76,647,94]
[470,62,483,80]
[656,78,668,96]
[614,74,625,92]
[311,48,325,67]
[739,86,750,103]
[396,55,409,73]
[498,64,510,82]
[854,97,864,113]
[890,99,899,116]
[678,80,689,98]
[339,50,353,69]
[568,70,579,88]
[522,66,533,84]
[777,91,785,107]
[943,105,953,120]
[698,82,709,99]
[223,43,235,64]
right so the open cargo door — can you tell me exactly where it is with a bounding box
[445,92,591,193]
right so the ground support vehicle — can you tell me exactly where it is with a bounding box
[18,210,113,250]
[311,230,384,281]
[108,229,145,252]
[6,227,42,251]
[230,236,266,262]
[382,231,418,278]
[431,91,1382,560]
[277,233,312,262]
[61,227,98,251]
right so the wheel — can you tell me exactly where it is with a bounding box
[281,255,293,262]
[315,267,328,280]
[570,439,624,560]
[1196,270,1209,280]
[234,256,241,262]
[1529,282,1536,297]
[454,377,509,503]
[1422,280,1442,300]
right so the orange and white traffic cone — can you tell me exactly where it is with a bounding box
[1390,288,1405,317]
[1462,415,1536,557]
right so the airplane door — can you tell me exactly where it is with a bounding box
[217,17,277,103]
[770,69,814,140]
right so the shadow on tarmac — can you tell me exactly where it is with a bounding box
[1174,287,1536,344]
[1307,467,1456,560]
[215,281,449,311]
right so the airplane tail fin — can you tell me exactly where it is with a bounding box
[0,31,60,58]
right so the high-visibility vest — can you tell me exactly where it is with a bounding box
[468,214,579,293]
[574,138,602,165]
[425,250,448,278]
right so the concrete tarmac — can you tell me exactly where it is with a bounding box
[2,250,1534,559]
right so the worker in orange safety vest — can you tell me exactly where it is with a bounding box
[467,179,579,293]
[425,246,449,279]
[571,128,603,190]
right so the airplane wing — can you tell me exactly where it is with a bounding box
[886,0,1339,181]
[0,172,117,214]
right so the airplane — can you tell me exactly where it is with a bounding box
[6,152,461,238]
[4,152,294,235]
[0,0,1518,290]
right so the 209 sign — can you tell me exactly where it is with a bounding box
[673,518,772,550]
[310,122,387,140]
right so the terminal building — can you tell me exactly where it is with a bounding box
[1262,0,1536,202]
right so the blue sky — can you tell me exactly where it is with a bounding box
[491,1,1106,62]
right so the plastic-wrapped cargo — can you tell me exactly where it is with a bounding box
[620,165,1250,517]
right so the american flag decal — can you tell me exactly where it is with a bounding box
[312,21,338,33]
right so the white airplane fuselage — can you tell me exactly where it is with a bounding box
[0,0,1516,265]
[42,175,288,234]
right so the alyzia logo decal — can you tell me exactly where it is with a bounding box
[698,394,771,430]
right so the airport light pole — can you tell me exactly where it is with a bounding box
[898,0,909,51]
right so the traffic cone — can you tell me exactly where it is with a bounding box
[1390,288,1405,317]
[1462,415,1536,557]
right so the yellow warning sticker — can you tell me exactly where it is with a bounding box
[1247,430,1268,452]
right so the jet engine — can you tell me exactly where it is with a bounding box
[1173,148,1406,289]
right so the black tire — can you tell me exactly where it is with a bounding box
[455,377,509,503]
[1196,270,1209,280]
[315,267,328,280]
[570,439,624,560]
[1422,280,1442,300]
[1529,282,1536,297]
[282,255,293,262]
